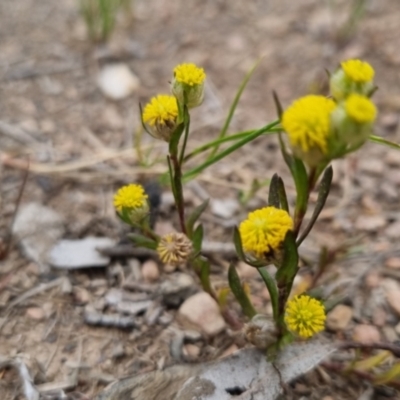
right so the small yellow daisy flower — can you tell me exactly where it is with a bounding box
[173,63,206,86]
[282,95,336,164]
[285,295,326,339]
[171,63,206,108]
[239,206,293,259]
[142,95,178,141]
[345,93,377,124]
[157,232,193,266]
[113,184,148,213]
[341,59,375,83]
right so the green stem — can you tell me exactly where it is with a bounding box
[293,167,316,237]
[169,153,187,234]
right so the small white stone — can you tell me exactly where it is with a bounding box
[97,64,140,100]
[142,260,160,282]
[179,292,226,336]
[48,237,115,269]
[210,199,240,219]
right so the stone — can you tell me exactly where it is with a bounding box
[326,305,353,332]
[97,64,140,100]
[48,237,116,269]
[179,292,226,336]
[141,260,160,282]
[26,307,45,321]
[160,273,196,308]
[183,344,201,358]
[210,199,240,219]
[385,257,400,269]
[73,287,91,305]
[13,203,65,273]
[355,215,386,232]
[352,324,381,344]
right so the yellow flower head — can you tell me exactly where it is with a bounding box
[239,207,293,259]
[285,295,326,339]
[172,63,206,108]
[282,95,336,156]
[113,184,148,213]
[157,232,193,266]
[174,63,206,86]
[341,59,375,83]
[345,93,377,124]
[142,95,178,127]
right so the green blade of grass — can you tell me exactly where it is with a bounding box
[208,58,263,159]
[183,120,279,181]
[369,135,400,150]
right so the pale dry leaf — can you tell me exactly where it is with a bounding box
[95,340,337,400]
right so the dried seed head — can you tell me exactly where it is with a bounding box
[157,232,193,266]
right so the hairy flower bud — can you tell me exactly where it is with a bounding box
[171,63,206,109]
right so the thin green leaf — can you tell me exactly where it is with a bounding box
[127,233,158,250]
[297,166,333,246]
[258,267,279,322]
[138,103,153,136]
[277,177,289,213]
[186,199,209,238]
[199,258,212,294]
[268,173,280,208]
[183,121,280,181]
[209,58,262,159]
[275,231,299,287]
[272,90,284,119]
[228,263,257,319]
[278,134,308,219]
[369,134,400,150]
[192,224,204,253]
[233,226,246,261]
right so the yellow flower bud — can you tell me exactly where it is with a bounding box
[330,59,375,101]
[113,184,149,224]
[330,94,377,152]
[171,63,206,108]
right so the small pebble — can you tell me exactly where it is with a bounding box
[183,344,201,358]
[326,305,353,332]
[179,292,226,336]
[141,260,160,282]
[73,287,91,305]
[26,307,45,321]
[352,324,381,344]
[385,257,400,269]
